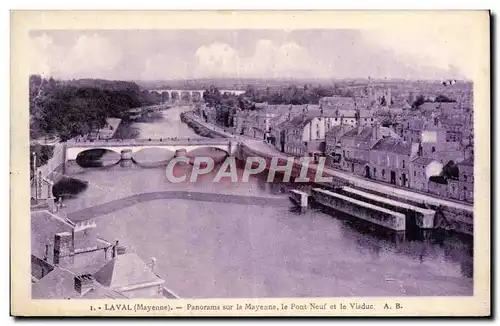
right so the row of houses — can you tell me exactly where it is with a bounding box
[309,114,473,203]
[197,94,474,203]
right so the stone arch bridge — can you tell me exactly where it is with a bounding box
[147,89,246,103]
[65,138,237,161]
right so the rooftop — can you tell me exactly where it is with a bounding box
[372,138,413,155]
[31,267,126,299]
[31,210,74,261]
[411,156,438,166]
[342,126,373,141]
[94,253,164,291]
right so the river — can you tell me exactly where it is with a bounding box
[60,105,473,298]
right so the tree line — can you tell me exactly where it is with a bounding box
[411,94,456,109]
[30,75,154,141]
[242,84,354,105]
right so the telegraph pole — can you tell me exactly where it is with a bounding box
[32,151,37,202]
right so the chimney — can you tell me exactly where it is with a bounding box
[112,240,119,258]
[43,244,49,261]
[149,257,157,273]
[116,245,127,256]
[53,232,73,265]
[74,274,95,295]
[372,123,379,141]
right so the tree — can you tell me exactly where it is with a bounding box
[380,95,387,107]
[412,94,426,109]
[203,85,222,107]
[30,79,150,141]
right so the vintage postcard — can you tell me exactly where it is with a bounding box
[10,10,490,317]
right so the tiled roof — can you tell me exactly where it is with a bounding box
[338,109,357,117]
[342,126,373,141]
[372,138,413,155]
[372,137,398,151]
[411,156,437,166]
[31,210,74,261]
[94,253,163,291]
[31,267,125,299]
[60,248,111,276]
[392,141,413,155]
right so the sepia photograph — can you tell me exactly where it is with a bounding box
[10,10,490,317]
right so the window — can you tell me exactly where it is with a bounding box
[402,160,405,168]
[432,146,436,153]
[464,174,467,182]
[371,118,373,121]
[382,170,385,177]
[373,167,377,176]
[414,170,416,177]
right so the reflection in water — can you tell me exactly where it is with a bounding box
[58,105,473,298]
[75,149,121,168]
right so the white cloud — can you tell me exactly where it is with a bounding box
[30,33,122,79]
[192,39,331,79]
[194,42,241,78]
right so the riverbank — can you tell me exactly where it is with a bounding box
[180,111,233,138]
[181,110,474,236]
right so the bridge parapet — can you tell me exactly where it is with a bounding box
[65,138,231,148]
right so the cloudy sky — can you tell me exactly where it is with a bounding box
[29,29,472,81]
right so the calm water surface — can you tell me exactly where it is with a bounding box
[61,106,473,298]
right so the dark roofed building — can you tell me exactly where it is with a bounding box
[369,138,416,187]
[338,125,384,177]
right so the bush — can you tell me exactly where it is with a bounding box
[29,144,54,179]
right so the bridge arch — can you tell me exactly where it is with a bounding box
[161,91,170,102]
[171,91,180,101]
[74,148,122,167]
[180,91,191,102]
